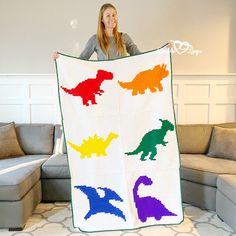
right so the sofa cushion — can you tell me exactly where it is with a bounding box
[0,122,25,159]
[15,124,54,155]
[53,125,67,154]
[176,123,236,154]
[0,155,49,200]
[41,154,70,179]
[217,175,236,205]
[180,154,236,187]
[216,123,236,129]
[207,126,236,160]
[177,124,213,154]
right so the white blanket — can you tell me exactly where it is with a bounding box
[55,45,183,232]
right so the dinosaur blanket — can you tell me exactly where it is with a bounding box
[55,45,183,233]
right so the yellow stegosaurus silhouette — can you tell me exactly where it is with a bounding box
[67,132,118,158]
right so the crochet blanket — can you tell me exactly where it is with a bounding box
[55,45,183,232]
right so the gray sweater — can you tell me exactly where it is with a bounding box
[79,33,140,60]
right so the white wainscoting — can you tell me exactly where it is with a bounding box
[0,74,236,124]
[0,74,60,124]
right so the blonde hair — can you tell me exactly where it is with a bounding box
[97,3,127,58]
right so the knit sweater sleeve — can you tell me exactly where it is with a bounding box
[79,34,96,60]
[122,33,141,56]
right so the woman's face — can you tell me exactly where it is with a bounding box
[102,7,118,30]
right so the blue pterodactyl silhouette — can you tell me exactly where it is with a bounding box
[74,185,126,221]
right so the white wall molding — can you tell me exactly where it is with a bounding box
[0,74,235,124]
[172,74,236,124]
[0,74,59,123]
[1,73,236,76]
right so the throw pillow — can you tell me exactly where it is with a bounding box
[207,126,236,160]
[0,122,25,159]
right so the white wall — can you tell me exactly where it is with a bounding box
[0,0,235,74]
[0,0,235,124]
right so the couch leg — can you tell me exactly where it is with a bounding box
[9,226,24,231]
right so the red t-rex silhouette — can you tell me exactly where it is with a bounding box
[61,69,113,106]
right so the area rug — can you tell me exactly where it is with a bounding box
[55,45,183,232]
[0,203,235,236]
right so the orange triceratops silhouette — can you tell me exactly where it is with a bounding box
[118,64,169,96]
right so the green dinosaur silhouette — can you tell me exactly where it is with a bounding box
[125,119,174,161]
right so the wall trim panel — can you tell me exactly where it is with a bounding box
[0,74,235,124]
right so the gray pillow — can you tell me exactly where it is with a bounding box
[0,122,25,159]
[207,126,236,160]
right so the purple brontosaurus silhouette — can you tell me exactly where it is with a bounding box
[133,175,177,222]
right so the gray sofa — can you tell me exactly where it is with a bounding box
[0,122,235,232]
[0,123,55,231]
[177,123,236,232]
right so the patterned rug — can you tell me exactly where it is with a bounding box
[0,203,235,236]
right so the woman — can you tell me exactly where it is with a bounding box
[53,3,140,60]
[78,3,140,60]
[53,3,172,60]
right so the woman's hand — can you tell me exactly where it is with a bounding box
[167,40,174,49]
[53,52,59,60]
